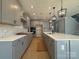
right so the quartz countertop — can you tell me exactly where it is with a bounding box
[44,32,79,40]
[0,35,26,41]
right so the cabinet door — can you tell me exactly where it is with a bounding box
[49,40,55,59]
[18,39,23,58]
[56,41,68,59]
[0,0,1,22]
[70,40,79,59]
[12,40,20,59]
[0,42,12,59]
[2,0,14,24]
[16,38,25,58]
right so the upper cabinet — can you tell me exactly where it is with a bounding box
[0,0,1,22]
[2,0,22,25]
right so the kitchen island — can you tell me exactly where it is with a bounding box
[43,32,79,59]
[0,33,32,59]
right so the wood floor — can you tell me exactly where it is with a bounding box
[21,37,50,59]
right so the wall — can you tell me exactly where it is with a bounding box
[65,17,79,34]
[2,0,22,25]
[57,17,65,33]
[56,16,79,34]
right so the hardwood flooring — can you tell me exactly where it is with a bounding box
[21,37,50,59]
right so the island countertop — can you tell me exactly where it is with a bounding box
[44,32,79,40]
[0,35,26,41]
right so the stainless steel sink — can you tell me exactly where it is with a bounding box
[47,32,52,34]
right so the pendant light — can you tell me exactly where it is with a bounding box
[51,7,57,21]
[58,0,67,17]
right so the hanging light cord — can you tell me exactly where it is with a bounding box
[61,0,63,10]
[53,7,55,16]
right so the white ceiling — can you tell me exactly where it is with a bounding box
[19,0,79,20]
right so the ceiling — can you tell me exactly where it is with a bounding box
[19,0,79,20]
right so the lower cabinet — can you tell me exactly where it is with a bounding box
[0,34,33,59]
[56,40,69,59]
[43,34,55,59]
[56,40,79,59]
[12,37,27,59]
[12,39,20,59]
[12,35,32,59]
[43,33,79,59]
[69,40,79,59]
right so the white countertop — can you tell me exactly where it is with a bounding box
[0,35,26,41]
[44,32,79,40]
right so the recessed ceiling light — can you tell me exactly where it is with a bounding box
[33,13,36,15]
[10,5,18,9]
[49,7,51,10]
[31,5,34,9]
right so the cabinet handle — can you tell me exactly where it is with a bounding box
[22,42,24,46]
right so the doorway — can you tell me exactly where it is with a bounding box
[36,24,43,37]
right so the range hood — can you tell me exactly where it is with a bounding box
[71,13,79,23]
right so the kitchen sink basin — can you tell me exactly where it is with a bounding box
[16,32,28,35]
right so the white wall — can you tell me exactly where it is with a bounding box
[56,16,79,34]
[2,0,22,25]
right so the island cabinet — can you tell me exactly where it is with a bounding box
[12,36,27,59]
[43,32,79,59]
[55,40,79,59]
[0,34,33,59]
[43,33,55,59]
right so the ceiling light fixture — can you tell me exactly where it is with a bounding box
[51,7,57,21]
[49,7,51,10]
[10,5,18,9]
[58,0,67,17]
[33,13,36,15]
[31,5,34,9]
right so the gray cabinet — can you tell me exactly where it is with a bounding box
[0,0,1,22]
[0,34,33,59]
[2,0,21,25]
[12,39,20,59]
[56,40,79,59]
[43,34,55,59]
[12,35,32,59]
[43,33,79,59]
[12,36,27,59]
[69,40,79,59]
[0,42,12,59]
[56,41,69,59]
